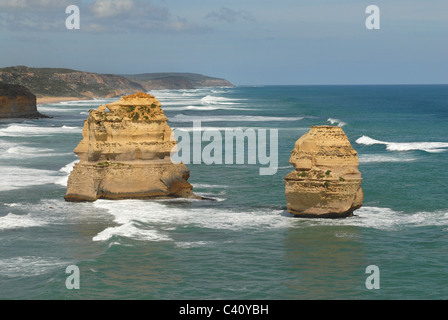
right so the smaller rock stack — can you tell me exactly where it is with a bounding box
[285,126,363,218]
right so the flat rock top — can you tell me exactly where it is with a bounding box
[0,83,35,98]
[106,92,161,107]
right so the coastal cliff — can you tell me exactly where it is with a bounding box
[123,73,234,90]
[65,92,198,202]
[284,126,363,218]
[0,83,46,118]
[0,66,145,99]
[0,66,234,100]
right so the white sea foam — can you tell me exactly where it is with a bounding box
[93,224,172,242]
[149,89,245,108]
[0,256,70,278]
[54,160,80,186]
[277,166,293,170]
[171,114,304,123]
[356,136,448,153]
[175,241,212,248]
[0,124,81,137]
[92,199,287,242]
[0,166,61,191]
[58,99,109,106]
[164,105,253,111]
[193,183,230,189]
[295,206,448,231]
[0,213,48,231]
[0,144,71,159]
[59,160,79,174]
[327,118,347,127]
[4,203,21,207]
[200,95,246,105]
[37,106,90,113]
[194,193,227,202]
[358,207,448,230]
[91,198,448,244]
[358,154,417,163]
[149,90,205,106]
[150,90,201,99]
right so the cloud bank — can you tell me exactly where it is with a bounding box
[0,0,206,33]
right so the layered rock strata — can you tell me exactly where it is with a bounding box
[65,92,197,202]
[0,83,46,118]
[284,126,363,218]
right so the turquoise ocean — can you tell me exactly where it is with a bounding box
[0,85,447,299]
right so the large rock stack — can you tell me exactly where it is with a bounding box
[65,92,197,202]
[285,126,363,218]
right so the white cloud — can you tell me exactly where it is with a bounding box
[0,0,73,10]
[206,7,254,23]
[0,0,27,8]
[90,0,134,19]
[0,0,208,34]
[85,0,207,34]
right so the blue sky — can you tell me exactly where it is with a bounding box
[0,0,447,85]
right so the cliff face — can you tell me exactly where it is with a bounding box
[65,92,197,202]
[0,83,46,118]
[130,76,195,90]
[284,126,363,218]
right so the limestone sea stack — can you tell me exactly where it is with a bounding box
[284,126,363,218]
[65,92,198,202]
[0,83,46,118]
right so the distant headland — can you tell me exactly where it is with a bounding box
[0,66,233,104]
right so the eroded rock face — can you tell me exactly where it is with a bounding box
[284,126,363,218]
[65,92,197,202]
[0,83,45,118]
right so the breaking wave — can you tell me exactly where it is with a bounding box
[92,199,287,243]
[200,95,246,105]
[358,154,417,163]
[0,256,71,278]
[0,166,62,191]
[298,206,448,231]
[0,142,71,159]
[54,160,80,187]
[164,105,252,111]
[91,200,448,244]
[327,118,347,127]
[0,213,48,231]
[356,136,448,153]
[0,124,81,137]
